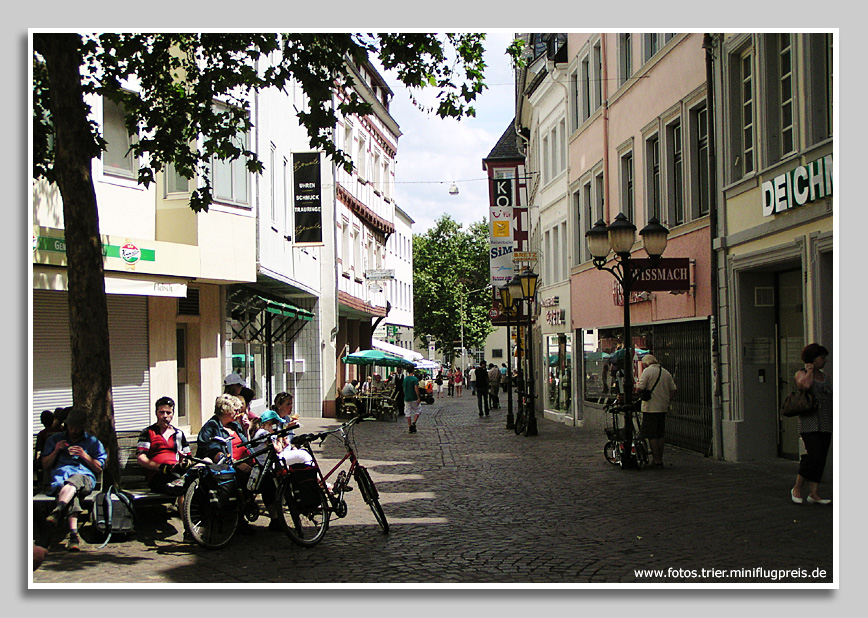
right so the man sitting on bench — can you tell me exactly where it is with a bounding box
[136,396,191,498]
[40,407,107,551]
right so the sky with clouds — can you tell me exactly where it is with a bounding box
[378,31,518,235]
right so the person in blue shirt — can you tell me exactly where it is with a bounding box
[40,407,107,551]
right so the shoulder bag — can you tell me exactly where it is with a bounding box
[639,367,662,402]
[780,388,818,418]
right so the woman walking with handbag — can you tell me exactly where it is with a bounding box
[791,343,833,505]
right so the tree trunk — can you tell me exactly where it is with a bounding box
[34,34,120,485]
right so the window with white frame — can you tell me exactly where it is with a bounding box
[211,103,250,207]
[570,70,580,131]
[666,119,684,226]
[341,219,351,273]
[619,33,633,86]
[165,164,191,196]
[593,41,603,111]
[690,103,710,217]
[727,42,755,182]
[580,55,591,123]
[102,96,138,179]
[269,143,277,224]
[372,149,382,193]
[643,33,662,63]
[356,134,367,180]
[645,133,662,220]
[353,227,362,277]
[620,149,634,222]
[761,33,796,163]
[805,33,833,146]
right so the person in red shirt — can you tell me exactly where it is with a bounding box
[136,396,191,497]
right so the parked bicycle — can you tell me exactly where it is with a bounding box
[287,415,389,547]
[513,390,535,436]
[181,422,302,549]
[603,398,650,469]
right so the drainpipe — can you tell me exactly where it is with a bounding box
[703,33,724,460]
[601,34,611,221]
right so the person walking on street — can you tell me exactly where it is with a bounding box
[392,370,405,416]
[791,343,833,505]
[454,368,463,397]
[403,367,422,433]
[468,366,476,396]
[636,355,677,467]
[488,363,501,409]
[475,360,490,417]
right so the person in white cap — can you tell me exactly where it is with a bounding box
[223,373,246,397]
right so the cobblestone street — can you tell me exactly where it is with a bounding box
[31,393,834,587]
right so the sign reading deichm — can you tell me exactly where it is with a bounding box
[762,154,832,217]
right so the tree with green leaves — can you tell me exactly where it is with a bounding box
[413,215,493,367]
[32,32,498,484]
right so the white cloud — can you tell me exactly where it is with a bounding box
[384,31,518,235]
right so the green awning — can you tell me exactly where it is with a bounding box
[260,297,314,321]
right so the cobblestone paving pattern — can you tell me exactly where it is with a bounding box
[31,395,834,585]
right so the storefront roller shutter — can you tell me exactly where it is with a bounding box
[32,290,151,434]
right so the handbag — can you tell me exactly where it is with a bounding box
[781,388,817,418]
[639,367,662,402]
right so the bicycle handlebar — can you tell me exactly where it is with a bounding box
[289,415,376,447]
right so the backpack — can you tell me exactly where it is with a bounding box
[90,484,136,548]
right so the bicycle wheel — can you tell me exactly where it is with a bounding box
[276,477,329,547]
[634,439,650,468]
[355,466,389,533]
[182,477,238,550]
[603,440,619,465]
[514,407,528,436]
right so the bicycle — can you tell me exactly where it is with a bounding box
[513,390,535,435]
[603,399,650,469]
[287,415,389,545]
[181,422,317,549]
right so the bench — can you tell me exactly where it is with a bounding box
[33,430,192,545]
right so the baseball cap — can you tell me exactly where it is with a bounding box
[223,373,247,387]
[259,410,281,424]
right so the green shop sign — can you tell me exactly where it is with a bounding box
[35,236,156,264]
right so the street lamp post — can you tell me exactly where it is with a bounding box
[518,269,540,437]
[499,284,516,430]
[506,269,540,436]
[585,214,669,466]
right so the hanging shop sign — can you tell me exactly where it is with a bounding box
[489,178,514,286]
[293,151,323,245]
[762,154,832,217]
[629,258,691,292]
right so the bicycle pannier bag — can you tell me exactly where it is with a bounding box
[203,462,238,507]
[287,464,321,508]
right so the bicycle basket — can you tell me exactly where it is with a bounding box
[203,462,238,507]
[286,464,321,509]
[604,427,627,441]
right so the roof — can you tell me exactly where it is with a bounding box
[483,119,523,163]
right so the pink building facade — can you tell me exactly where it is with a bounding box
[564,33,715,453]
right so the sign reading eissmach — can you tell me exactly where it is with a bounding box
[293,152,323,245]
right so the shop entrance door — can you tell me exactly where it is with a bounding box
[777,269,804,460]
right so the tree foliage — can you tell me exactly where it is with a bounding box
[33,32,490,212]
[31,32,497,484]
[413,215,493,363]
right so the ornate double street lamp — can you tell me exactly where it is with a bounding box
[504,268,540,436]
[586,213,669,465]
[498,283,516,430]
